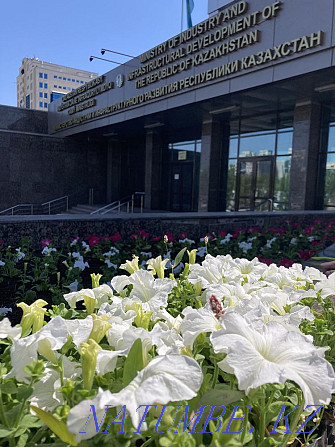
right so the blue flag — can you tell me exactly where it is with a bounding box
[186,0,194,28]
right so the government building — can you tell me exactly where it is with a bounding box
[2,0,335,214]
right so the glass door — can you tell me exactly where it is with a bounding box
[236,157,274,211]
[170,162,194,211]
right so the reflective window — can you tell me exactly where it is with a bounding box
[227,111,293,211]
[229,138,238,158]
[277,132,293,155]
[226,160,237,211]
[319,106,335,209]
[239,133,275,157]
[324,153,335,209]
[274,156,291,209]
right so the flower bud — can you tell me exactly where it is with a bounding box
[81,339,101,390]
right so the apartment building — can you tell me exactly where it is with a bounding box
[17,57,98,111]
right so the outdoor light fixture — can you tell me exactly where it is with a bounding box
[102,131,118,137]
[314,84,335,93]
[101,48,135,58]
[209,105,240,115]
[144,122,165,129]
[89,56,122,64]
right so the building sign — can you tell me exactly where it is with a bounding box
[51,0,326,132]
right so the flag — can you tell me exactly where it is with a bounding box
[186,0,194,28]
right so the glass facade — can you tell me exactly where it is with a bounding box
[319,107,335,209]
[227,111,293,211]
[168,140,201,212]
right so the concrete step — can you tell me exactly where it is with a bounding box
[64,204,105,214]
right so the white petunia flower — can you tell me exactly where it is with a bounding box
[42,246,57,256]
[127,270,176,317]
[67,355,203,441]
[6,316,69,382]
[315,272,335,298]
[0,318,21,341]
[180,306,224,348]
[211,312,335,408]
[64,288,96,309]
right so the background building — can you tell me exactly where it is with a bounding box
[17,58,98,111]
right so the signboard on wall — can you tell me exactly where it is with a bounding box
[49,0,334,136]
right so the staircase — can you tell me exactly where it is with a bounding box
[64,204,104,215]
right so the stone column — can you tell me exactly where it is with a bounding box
[289,101,321,210]
[198,115,230,212]
[144,128,165,210]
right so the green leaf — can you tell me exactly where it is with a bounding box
[195,386,244,409]
[30,406,78,446]
[20,414,44,429]
[1,382,17,394]
[123,339,143,387]
[173,247,187,269]
[0,426,15,438]
[17,385,34,401]
[17,432,29,447]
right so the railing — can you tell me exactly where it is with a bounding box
[91,192,145,215]
[41,196,69,215]
[0,204,35,216]
[253,198,274,212]
[0,188,99,216]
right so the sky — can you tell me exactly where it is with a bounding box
[0,0,210,107]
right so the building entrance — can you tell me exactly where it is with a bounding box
[170,162,194,212]
[236,157,274,211]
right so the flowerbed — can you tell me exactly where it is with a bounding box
[0,238,334,445]
[0,220,334,321]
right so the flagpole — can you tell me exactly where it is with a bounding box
[180,0,184,33]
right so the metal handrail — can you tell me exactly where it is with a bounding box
[253,198,274,212]
[0,204,34,216]
[41,195,69,215]
[91,192,145,215]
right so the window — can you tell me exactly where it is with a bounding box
[39,92,43,98]
[63,77,66,80]
[39,101,43,107]
[44,93,47,98]
[44,73,48,79]
[39,82,43,88]
[319,108,335,209]
[76,80,79,83]
[72,79,75,82]
[54,85,57,88]
[58,76,62,79]
[67,78,71,81]
[54,75,57,79]
[63,87,66,90]
[26,95,30,109]
[80,81,84,84]
[50,91,65,102]
[227,111,293,212]
[44,83,48,88]
[39,73,43,78]
[44,103,48,108]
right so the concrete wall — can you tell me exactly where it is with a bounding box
[0,105,107,211]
